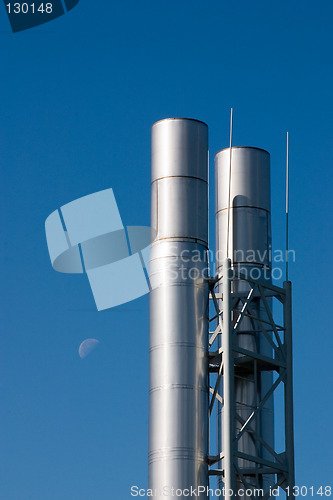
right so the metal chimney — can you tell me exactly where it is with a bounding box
[149,118,209,496]
[215,147,274,497]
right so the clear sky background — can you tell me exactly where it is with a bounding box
[1,1,332,499]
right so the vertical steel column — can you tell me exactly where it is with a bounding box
[149,118,209,497]
[223,258,236,497]
[284,281,295,499]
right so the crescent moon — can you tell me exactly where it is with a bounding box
[79,338,100,358]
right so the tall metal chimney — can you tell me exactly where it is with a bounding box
[149,118,209,496]
[215,147,275,497]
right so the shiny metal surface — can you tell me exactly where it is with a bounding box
[151,118,208,181]
[215,147,274,497]
[215,147,270,210]
[215,147,271,273]
[151,177,208,245]
[149,119,209,496]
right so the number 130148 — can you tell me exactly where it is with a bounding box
[6,3,53,14]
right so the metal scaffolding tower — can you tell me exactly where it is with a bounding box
[208,261,294,498]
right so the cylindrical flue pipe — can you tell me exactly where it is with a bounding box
[149,118,209,497]
[215,147,274,497]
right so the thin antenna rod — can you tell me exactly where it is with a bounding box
[226,108,233,260]
[286,131,289,282]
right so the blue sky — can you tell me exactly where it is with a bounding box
[1,0,332,498]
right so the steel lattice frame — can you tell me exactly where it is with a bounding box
[208,259,295,499]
